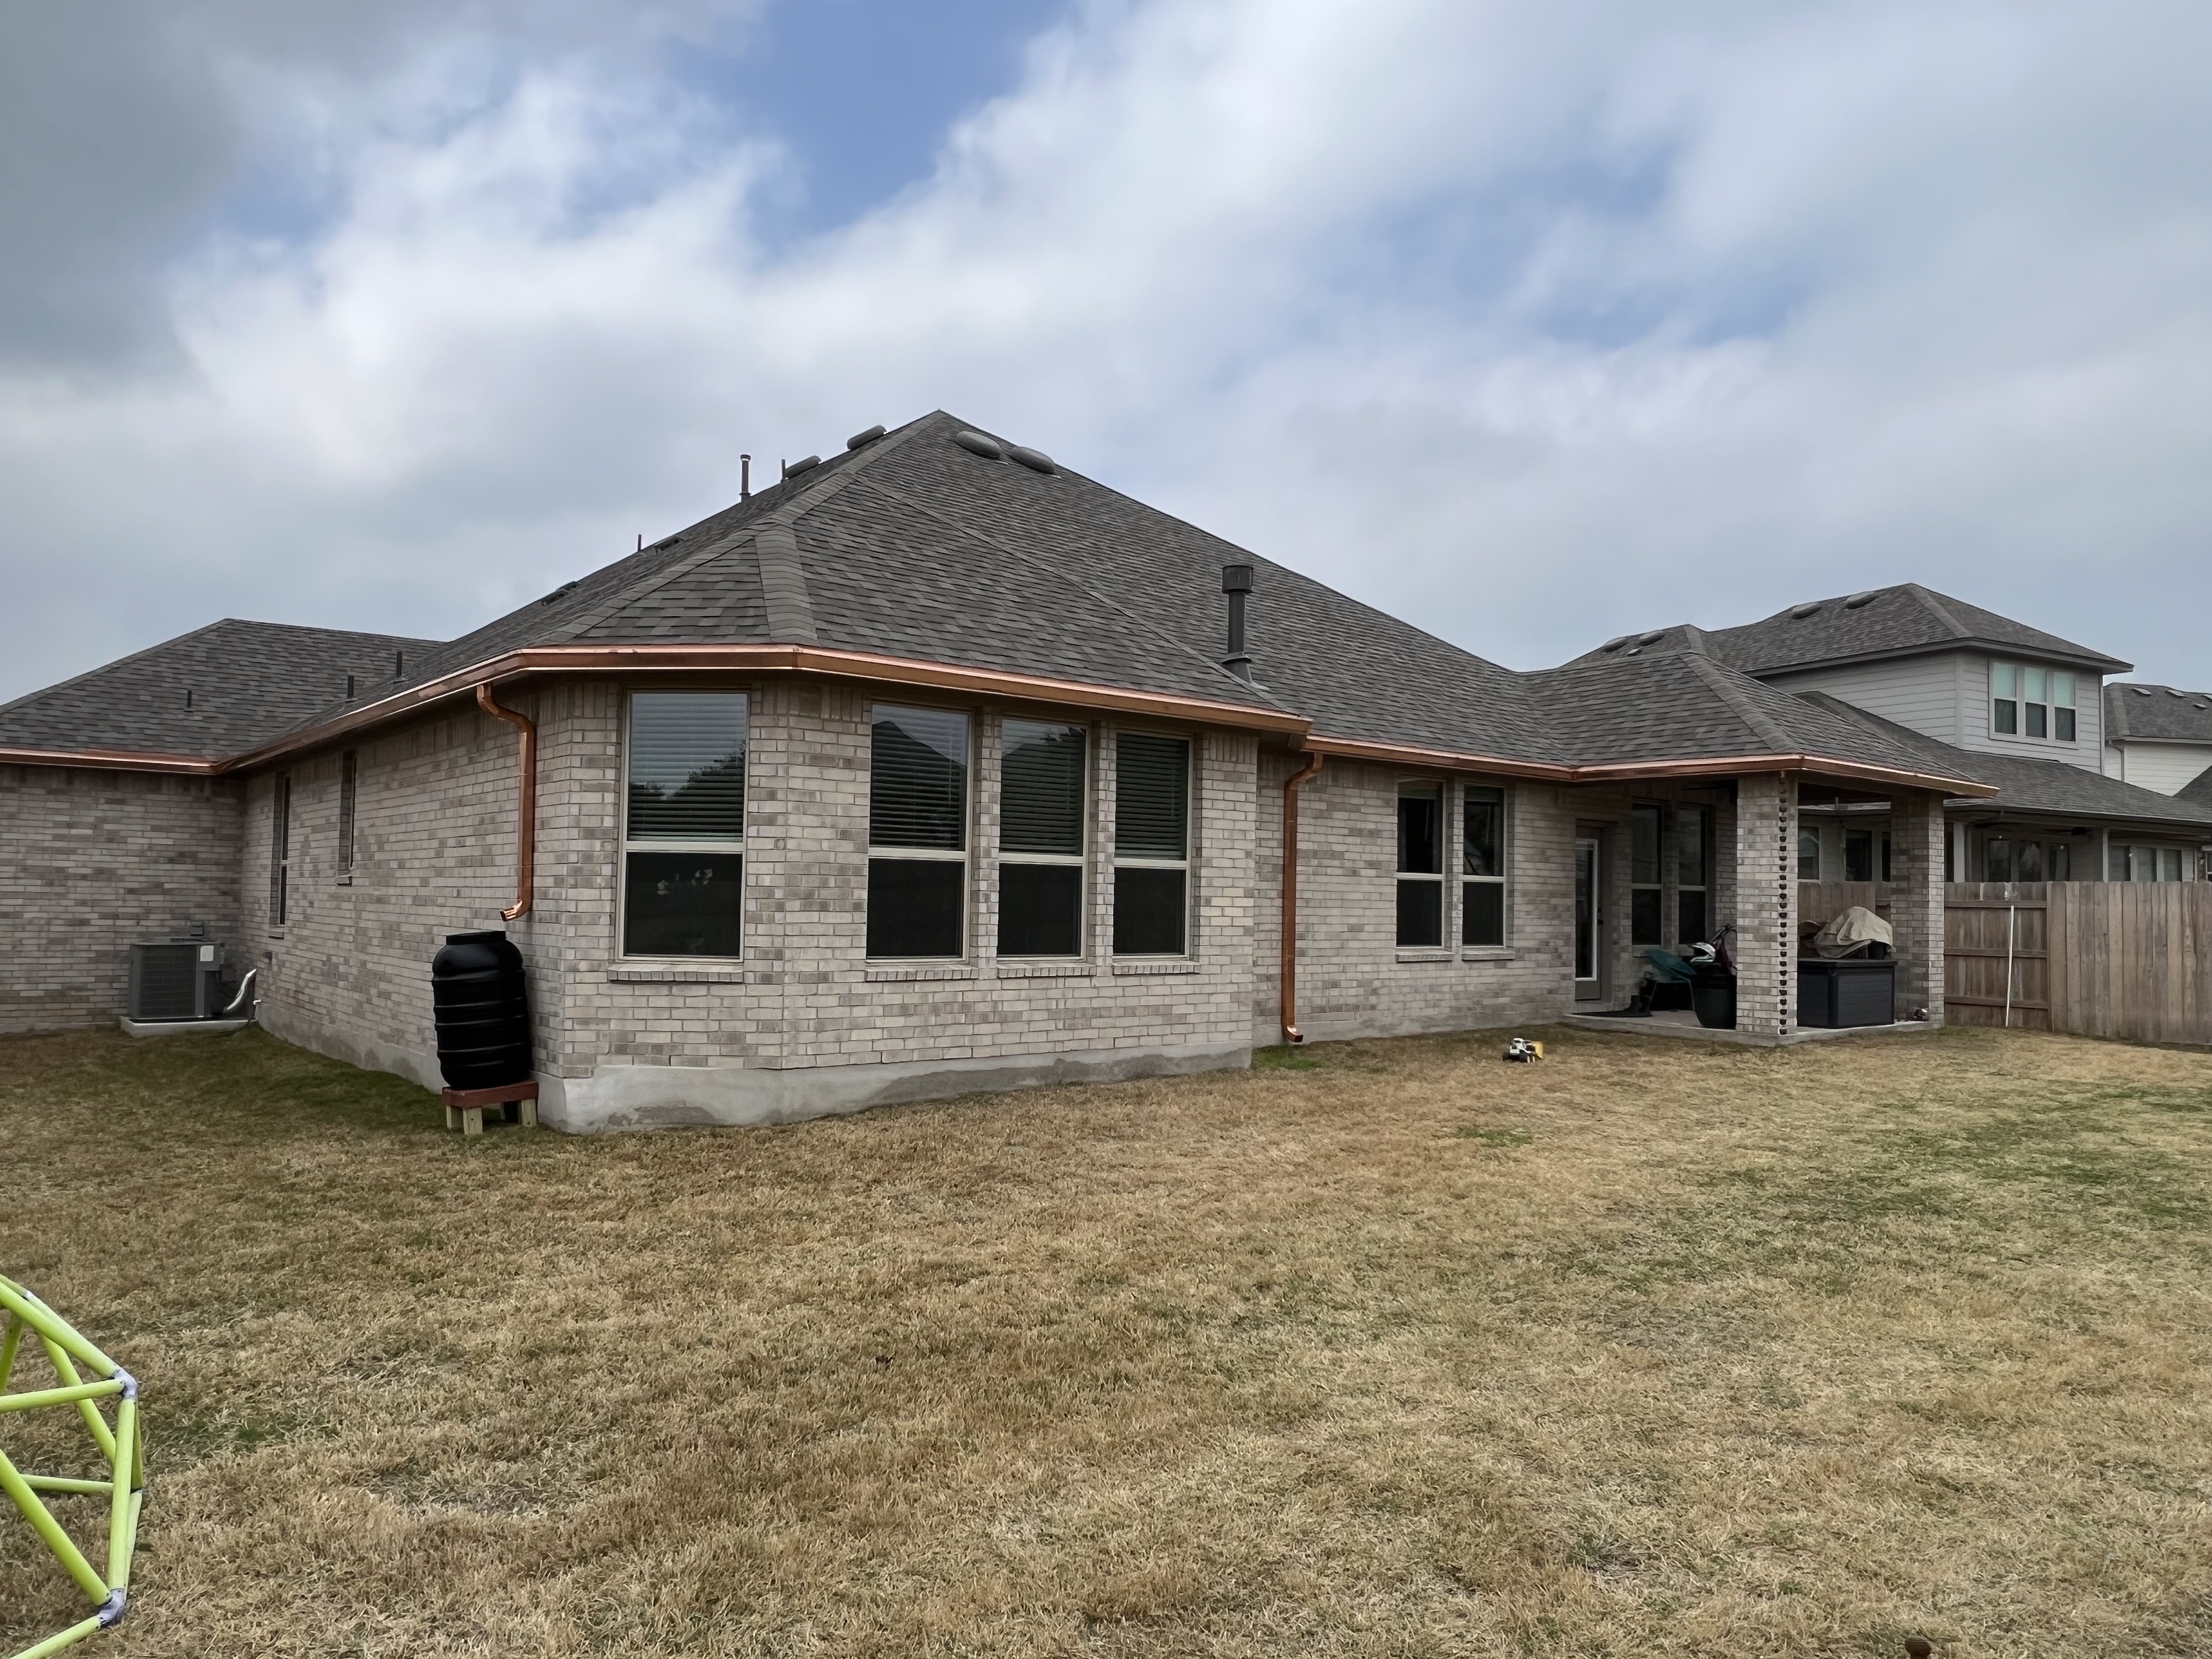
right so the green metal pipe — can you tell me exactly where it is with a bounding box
[32,1338,115,1464]
[0,1282,119,1380]
[11,1610,109,1659]
[0,1380,125,1414]
[22,1475,114,1497]
[0,1313,22,1391]
[107,1398,137,1589]
[0,1447,109,1604]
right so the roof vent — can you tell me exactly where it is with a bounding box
[1844,590,1878,608]
[1624,647,1643,656]
[2132,686,2153,696]
[1637,630,1666,646]
[345,674,356,699]
[1007,443,1056,475]
[846,424,887,450]
[393,651,405,680]
[953,430,1004,459]
[1599,636,1631,653]
[2169,689,2187,698]
[1220,564,1254,680]
[783,454,822,478]
[539,579,580,606]
[1790,603,1821,619]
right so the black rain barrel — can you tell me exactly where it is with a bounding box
[431,930,533,1089]
[1690,964,1737,1030]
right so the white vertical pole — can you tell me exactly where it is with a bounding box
[2004,904,2017,1028]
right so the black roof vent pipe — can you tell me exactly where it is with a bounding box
[1221,563,1254,681]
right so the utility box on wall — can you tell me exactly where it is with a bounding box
[127,940,225,1022]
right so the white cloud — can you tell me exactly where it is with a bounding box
[3,0,2210,705]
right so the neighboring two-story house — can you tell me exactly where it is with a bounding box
[2104,683,2212,799]
[1566,584,2212,887]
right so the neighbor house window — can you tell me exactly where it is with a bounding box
[2051,842,2070,879]
[2018,840,2044,882]
[1630,804,1662,945]
[1113,732,1190,955]
[1845,827,1875,883]
[868,705,970,958]
[2119,844,2185,882]
[1676,806,1708,944]
[1993,664,2076,742]
[268,773,291,928]
[337,751,358,877]
[1396,782,1444,947]
[998,719,1087,957]
[2166,848,2186,882]
[1463,786,1506,946]
[623,692,748,957]
[1797,826,1821,879]
[1987,838,2012,883]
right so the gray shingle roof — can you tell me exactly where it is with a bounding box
[2180,764,2212,807]
[0,619,441,759]
[2104,682,2212,743]
[1566,584,2131,675]
[1798,693,2212,832]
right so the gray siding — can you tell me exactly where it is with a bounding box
[1764,654,1965,746]
[2109,741,2212,796]
[1765,651,2104,772]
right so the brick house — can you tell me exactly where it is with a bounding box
[4,411,2207,1128]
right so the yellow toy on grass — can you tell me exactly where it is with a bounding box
[0,1275,144,1659]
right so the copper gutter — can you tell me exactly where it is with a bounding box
[221,643,1310,774]
[475,684,537,922]
[1279,751,1325,1043]
[0,744,219,776]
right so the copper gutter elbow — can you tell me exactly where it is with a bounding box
[476,683,537,922]
[1279,750,1325,1043]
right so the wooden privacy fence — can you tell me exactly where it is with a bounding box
[1943,882,2212,1046]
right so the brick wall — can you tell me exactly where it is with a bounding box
[0,764,245,1032]
[1733,772,1797,1037]
[1255,755,1577,1044]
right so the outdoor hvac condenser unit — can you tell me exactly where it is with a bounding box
[127,940,226,1022]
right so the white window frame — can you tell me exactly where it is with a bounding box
[1110,729,1194,959]
[1460,781,1509,948]
[618,689,751,962]
[1992,661,2078,744]
[996,717,1091,960]
[866,702,973,962]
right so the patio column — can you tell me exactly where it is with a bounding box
[1890,789,1946,1024]
[1733,771,1797,1039]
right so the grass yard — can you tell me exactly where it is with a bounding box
[3,1023,2211,1657]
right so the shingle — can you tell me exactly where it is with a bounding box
[0,619,442,759]
[2104,682,2212,743]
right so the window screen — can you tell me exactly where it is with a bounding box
[623,693,749,957]
[999,720,1086,957]
[869,706,970,957]
[1463,786,1506,947]
[1113,733,1189,955]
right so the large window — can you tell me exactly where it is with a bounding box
[1676,805,1708,944]
[2112,843,2186,883]
[1113,732,1189,955]
[1396,782,1444,947]
[1993,663,2077,742]
[999,719,1087,957]
[1630,804,1662,946]
[1463,786,1506,946]
[623,692,748,957]
[868,705,970,958]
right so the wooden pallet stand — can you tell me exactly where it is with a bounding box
[441,1080,539,1136]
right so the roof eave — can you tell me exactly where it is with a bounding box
[0,744,222,775]
[1747,639,2132,678]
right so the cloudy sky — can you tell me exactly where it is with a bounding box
[4,0,2209,704]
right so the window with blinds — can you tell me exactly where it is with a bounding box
[1630,803,1662,945]
[998,719,1086,956]
[1462,785,1506,946]
[623,692,748,957]
[869,705,969,957]
[1113,732,1189,955]
[337,751,358,876]
[268,773,291,929]
[1396,782,1443,947]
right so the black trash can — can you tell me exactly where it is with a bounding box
[1690,966,1736,1030]
[431,930,533,1088]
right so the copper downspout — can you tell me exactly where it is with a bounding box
[1280,751,1325,1043]
[475,683,537,922]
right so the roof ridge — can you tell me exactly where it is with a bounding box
[1681,653,1796,752]
[839,472,1297,714]
[1905,584,1971,638]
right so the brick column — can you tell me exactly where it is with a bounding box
[1733,772,1797,1038]
[1889,789,1946,1024]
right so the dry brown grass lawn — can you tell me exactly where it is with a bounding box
[4,1023,2211,1657]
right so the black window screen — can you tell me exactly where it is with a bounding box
[1463,879,1505,946]
[1677,889,1708,945]
[626,853,744,957]
[338,751,358,872]
[1396,879,1443,947]
[1631,805,1661,885]
[1464,789,1503,878]
[1113,867,1186,956]
[867,859,965,958]
[1398,784,1441,873]
[1000,864,1082,956]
